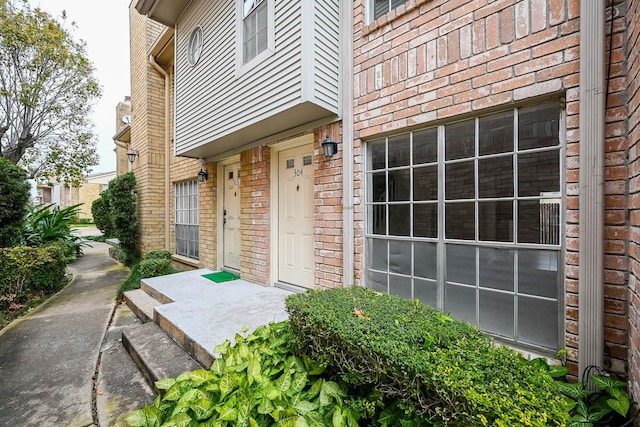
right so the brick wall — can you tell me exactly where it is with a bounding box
[240,146,271,285]
[353,0,628,376]
[314,123,345,288]
[627,0,640,400]
[77,183,103,220]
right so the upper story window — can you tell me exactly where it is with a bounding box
[242,0,268,64]
[187,26,204,66]
[371,0,409,21]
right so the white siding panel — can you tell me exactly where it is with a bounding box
[174,0,341,156]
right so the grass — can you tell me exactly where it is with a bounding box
[84,235,108,243]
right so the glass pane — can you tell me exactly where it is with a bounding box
[479,247,514,291]
[373,0,388,19]
[445,202,475,240]
[415,279,437,308]
[414,241,437,279]
[479,201,513,242]
[479,111,514,155]
[369,172,386,202]
[518,103,560,150]
[366,270,388,293]
[389,240,412,275]
[368,139,386,170]
[518,150,560,197]
[413,128,437,164]
[478,156,513,198]
[369,205,386,235]
[518,200,560,244]
[518,249,559,298]
[518,296,558,349]
[413,204,437,238]
[445,161,474,200]
[389,204,410,236]
[388,169,410,201]
[446,244,476,285]
[445,119,475,160]
[389,274,412,299]
[388,134,410,167]
[479,290,514,338]
[366,238,388,271]
[445,283,476,325]
[413,166,437,201]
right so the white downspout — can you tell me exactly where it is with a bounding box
[578,0,606,376]
[341,1,354,286]
[149,55,171,250]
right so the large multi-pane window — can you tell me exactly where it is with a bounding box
[242,0,268,64]
[371,0,409,20]
[175,181,199,259]
[365,103,563,352]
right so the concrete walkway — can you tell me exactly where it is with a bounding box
[0,242,154,426]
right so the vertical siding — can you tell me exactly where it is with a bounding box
[313,0,340,111]
[174,0,340,155]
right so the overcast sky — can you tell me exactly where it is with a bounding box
[30,0,131,174]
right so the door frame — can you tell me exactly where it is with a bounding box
[269,134,315,287]
[216,155,241,273]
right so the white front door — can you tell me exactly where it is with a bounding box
[278,145,314,287]
[223,163,241,270]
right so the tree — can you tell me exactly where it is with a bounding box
[0,157,29,247]
[0,0,101,186]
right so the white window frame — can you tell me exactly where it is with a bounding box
[175,180,200,260]
[363,103,566,354]
[235,0,275,75]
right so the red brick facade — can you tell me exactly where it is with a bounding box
[627,0,640,399]
[352,0,632,379]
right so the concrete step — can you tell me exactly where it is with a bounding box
[141,279,173,304]
[155,310,214,369]
[122,322,203,395]
[124,289,161,323]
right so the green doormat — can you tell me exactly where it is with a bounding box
[202,271,240,283]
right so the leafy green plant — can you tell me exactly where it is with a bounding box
[92,189,114,237]
[126,321,361,427]
[139,258,172,279]
[143,249,172,260]
[0,157,30,247]
[286,287,570,426]
[534,359,637,426]
[108,173,139,265]
[116,260,142,299]
[20,203,87,259]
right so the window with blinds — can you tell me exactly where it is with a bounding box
[243,0,268,64]
[175,181,199,259]
[372,0,409,21]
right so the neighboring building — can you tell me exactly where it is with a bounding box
[131,0,640,401]
[113,96,132,176]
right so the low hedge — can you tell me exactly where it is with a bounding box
[139,258,171,279]
[0,245,68,310]
[285,287,570,426]
[143,249,172,260]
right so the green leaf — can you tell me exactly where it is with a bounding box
[591,375,627,391]
[332,408,345,427]
[192,398,215,421]
[160,412,191,427]
[249,418,260,427]
[547,364,569,378]
[556,381,592,400]
[276,372,292,394]
[155,378,176,390]
[213,340,231,355]
[607,392,630,417]
[126,407,159,427]
[176,372,191,382]
[210,358,225,375]
[322,381,346,399]
[247,357,262,386]
[219,373,235,400]
[218,403,238,421]
[293,400,318,414]
[163,383,184,402]
[289,373,308,396]
[190,369,214,385]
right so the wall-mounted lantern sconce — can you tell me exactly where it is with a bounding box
[321,135,338,158]
[127,148,139,164]
[197,158,208,183]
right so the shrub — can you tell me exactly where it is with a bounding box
[126,321,361,427]
[91,189,114,237]
[0,157,30,247]
[286,287,571,426]
[116,260,142,299]
[138,258,171,279]
[143,249,172,260]
[0,246,68,311]
[21,203,87,259]
[109,173,139,265]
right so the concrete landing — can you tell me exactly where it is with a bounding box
[141,269,292,364]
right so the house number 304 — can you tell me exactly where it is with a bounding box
[294,168,303,177]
